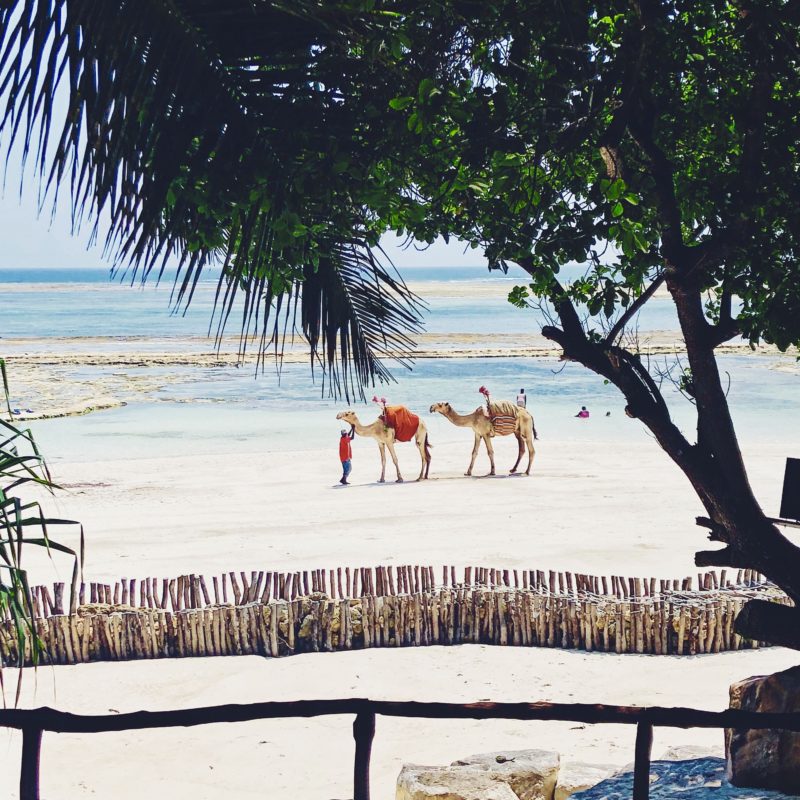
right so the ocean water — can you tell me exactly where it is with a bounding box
[1,266,796,463]
[0,264,679,340]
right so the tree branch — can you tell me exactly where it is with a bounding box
[604,271,665,345]
[627,119,686,263]
[696,515,729,543]
[515,257,588,345]
[735,600,800,649]
[695,546,749,569]
[708,318,741,348]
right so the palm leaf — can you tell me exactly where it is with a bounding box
[0,0,423,396]
[0,364,81,674]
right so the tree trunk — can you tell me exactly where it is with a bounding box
[535,267,800,649]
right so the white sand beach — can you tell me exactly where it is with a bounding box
[2,407,798,799]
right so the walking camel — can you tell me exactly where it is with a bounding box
[429,401,538,476]
[336,407,432,482]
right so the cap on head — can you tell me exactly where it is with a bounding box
[341,429,348,436]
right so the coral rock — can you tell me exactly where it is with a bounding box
[396,764,519,800]
[451,749,560,800]
[554,761,611,799]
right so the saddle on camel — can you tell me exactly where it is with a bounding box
[380,405,420,442]
[479,386,518,437]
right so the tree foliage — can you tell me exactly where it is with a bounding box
[376,0,800,646]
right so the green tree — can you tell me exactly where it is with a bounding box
[3,0,800,647]
[376,0,800,648]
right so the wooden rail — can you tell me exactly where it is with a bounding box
[4,698,800,800]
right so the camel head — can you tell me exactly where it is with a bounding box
[429,402,451,414]
[336,410,358,425]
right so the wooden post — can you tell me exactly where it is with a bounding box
[20,725,42,800]
[353,709,376,800]
[633,720,653,800]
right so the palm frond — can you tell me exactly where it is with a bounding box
[218,240,424,401]
[0,0,423,396]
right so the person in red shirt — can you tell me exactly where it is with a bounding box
[339,426,355,484]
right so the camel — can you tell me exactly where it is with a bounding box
[336,409,432,482]
[429,401,538,476]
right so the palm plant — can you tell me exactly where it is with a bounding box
[0,0,423,400]
[0,359,81,678]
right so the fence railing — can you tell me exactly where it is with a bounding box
[4,698,800,800]
[2,565,784,666]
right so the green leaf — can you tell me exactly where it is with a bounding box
[389,96,414,111]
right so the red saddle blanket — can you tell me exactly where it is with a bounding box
[382,405,420,442]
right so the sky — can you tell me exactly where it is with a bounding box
[0,178,489,271]
[0,27,486,273]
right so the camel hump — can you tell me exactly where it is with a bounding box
[489,400,519,417]
[383,405,420,442]
[488,400,519,436]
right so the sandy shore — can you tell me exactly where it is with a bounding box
[3,332,797,419]
[3,413,798,798]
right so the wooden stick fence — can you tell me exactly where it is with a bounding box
[0,565,785,666]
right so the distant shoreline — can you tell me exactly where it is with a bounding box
[2,331,796,420]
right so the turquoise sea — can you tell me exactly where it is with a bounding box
[1,264,683,339]
[1,266,797,463]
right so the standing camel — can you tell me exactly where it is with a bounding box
[429,401,538,476]
[335,408,432,482]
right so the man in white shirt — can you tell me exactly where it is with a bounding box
[516,388,526,408]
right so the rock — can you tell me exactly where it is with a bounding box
[726,665,800,793]
[452,749,560,800]
[572,757,798,798]
[658,745,721,761]
[554,761,611,799]
[396,764,519,800]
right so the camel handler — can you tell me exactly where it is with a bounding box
[339,425,355,484]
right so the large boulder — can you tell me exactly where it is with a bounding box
[396,764,520,800]
[572,757,797,798]
[554,761,611,800]
[452,750,560,800]
[726,666,800,793]
[396,750,560,800]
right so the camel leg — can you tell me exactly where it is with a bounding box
[424,435,431,479]
[378,442,386,483]
[524,432,536,475]
[510,432,524,473]
[415,433,426,481]
[484,435,496,476]
[387,441,403,482]
[465,433,481,476]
